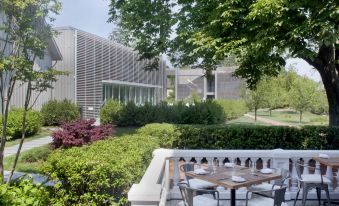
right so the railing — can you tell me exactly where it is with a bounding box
[128,149,339,206]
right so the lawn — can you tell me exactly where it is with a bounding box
[226,116,269,126]
[249,109,328,126]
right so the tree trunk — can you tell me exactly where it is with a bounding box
[269,109,272,117]
[254,108,257,122]
[299,110,302,123]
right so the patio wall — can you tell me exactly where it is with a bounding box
[128,149,339,206]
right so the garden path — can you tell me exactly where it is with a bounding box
[244,113,294,127]
[4,136,52,157]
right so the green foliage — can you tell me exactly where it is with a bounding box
[0,178,50,206]
[43,135,159,205]
[100,100,225,126]
[100,99,123,125]
[0,109,42,140]
[140,124,339,150]
[41,99,80,126]
[215,99,248,120]
[137,123,181,148]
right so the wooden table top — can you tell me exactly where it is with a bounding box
[313,157,339,168]
[186,166,282,190]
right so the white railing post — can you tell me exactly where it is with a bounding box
[290,158,298,192]
[173,158,180,185]
[325,165,334,191]
[303,158,310,175]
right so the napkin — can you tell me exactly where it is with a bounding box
[231,176,246,182]
[194,168,208,175]
[319,153,329,159]
[225,163,234,168]
[260,168,273,174]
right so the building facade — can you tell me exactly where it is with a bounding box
[173,67,243,101]
[53,27,167,118]
[0,12,63,110]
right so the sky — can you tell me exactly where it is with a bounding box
[52,0,321,82]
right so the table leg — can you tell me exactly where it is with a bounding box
[231,189,236,206]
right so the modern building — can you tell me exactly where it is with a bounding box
[0,12,63,110]
[172,67,243,101]
[53,27,167,118]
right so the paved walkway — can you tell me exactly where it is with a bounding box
[4,136,52,157]
[244,113,294,127]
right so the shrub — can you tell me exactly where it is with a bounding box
[52,119,114,149]
[0,178,50,206]
[100,100,225,127]
[215,99,249,120]
[44,135,159,205]
[41,99,80,126]
[137,123,181,148]
[100,99,122,125]
[1,108,42,140]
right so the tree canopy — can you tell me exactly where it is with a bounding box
[109,0,339,125]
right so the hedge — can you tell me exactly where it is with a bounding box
[100,100,225,126]
[43,135,159,205]
[0,108,42,140]
[138,123,339,150]
[41,99,80,126]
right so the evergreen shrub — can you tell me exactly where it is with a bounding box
[41,99,80,126]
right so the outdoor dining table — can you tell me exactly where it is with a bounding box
[186,165,282,206]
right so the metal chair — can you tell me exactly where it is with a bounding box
[178,182,219,206]
[179,163,217,189]
[293,160,331,206]
[245,186,287,206]
[248,168,290,193]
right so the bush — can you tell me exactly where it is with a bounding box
[215,99,249,120]
[1,108,42,140]
[137,123,181,148]
[0,178,50,206]
[137,123,339,150]
[44,135,159,205]
[41,99,80,126]
[100,100,225,127]
[100,99,122,125]
[52,119,115,149]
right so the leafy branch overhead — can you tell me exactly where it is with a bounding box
[109,0,339,126]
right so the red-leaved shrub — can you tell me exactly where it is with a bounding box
[52,119,114,149]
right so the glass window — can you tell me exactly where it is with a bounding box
[135,87,140,105]
[130,87,135,102]
[113,85,119,101]
[120,86,125,103]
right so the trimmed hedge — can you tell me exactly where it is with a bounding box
[41,99,80,126]
[44,135,159,205]
[100,100,225,126]
[0,108,42,140]
[138,123,339,150]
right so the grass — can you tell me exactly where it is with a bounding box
[4,144,51,173]
[226,116,269,126]
[115,126,139,136]
[249,109,328,126]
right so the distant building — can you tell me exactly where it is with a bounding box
[53,27,167,118]
[171,67,243,101]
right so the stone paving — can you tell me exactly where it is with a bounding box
[4,136,52,157]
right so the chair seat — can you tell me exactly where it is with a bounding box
[248,183,280,191]
[301,174,331,184]
[182,179,217,189]
[178,195,218,206]
[246,196,288,206]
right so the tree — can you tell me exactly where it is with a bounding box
[289,77,319,123]
[241,81,268,121]
[0,0,61,182]
[108,0,339,126]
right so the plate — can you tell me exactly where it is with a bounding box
[194,169,208,175]
[260,168,273,174]
[231,176,246,182]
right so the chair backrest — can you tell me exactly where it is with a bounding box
[180,163,201,181]
[178,183,194,206]
[274,169,290,187]
[294,160,303,180]
[273,186,287,206]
